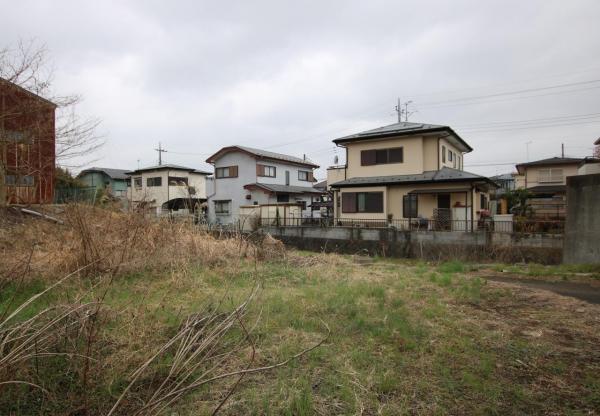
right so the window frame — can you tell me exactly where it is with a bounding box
[214,200,231,214]
[215,166,238,179]
[402,194,418,218]
[360,147,403,166]
[168,176,189,186]
[538,168,564,184]
[257,164,276,178]
[341,191,384,213]
[298,170,310,181]
[147,177,162,187]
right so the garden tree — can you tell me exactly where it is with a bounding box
[594,141,600,158]
[0,39,103,206]
[505,188,532,217]
[54,166,84,189]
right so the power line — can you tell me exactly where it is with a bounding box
[454,111,600,129]
[418,78,600,107]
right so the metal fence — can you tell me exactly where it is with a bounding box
[257,217,565,234]
[54,186,97,204]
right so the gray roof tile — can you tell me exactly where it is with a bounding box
[207,145,319,168]
[330,167,495,187]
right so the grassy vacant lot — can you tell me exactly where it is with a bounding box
[3,247,599,415]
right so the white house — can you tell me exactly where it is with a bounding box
[126,164,212,215]
[205,145,323,224]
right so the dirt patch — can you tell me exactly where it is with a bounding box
[483,274,600,304]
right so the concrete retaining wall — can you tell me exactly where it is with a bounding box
[262,226,563,264]
[564,174,600,264]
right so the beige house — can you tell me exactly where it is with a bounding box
[327,122,497,230]
[514,157,584,219]
[126,164,211,215]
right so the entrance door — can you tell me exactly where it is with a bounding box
[437,194,450,209]
[436,194,451,230]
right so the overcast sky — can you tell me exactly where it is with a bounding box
[3,0,600,177]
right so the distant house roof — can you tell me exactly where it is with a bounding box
[330,167,496,188]
[205,145,319,168]
[126,164,212,175]
[78,167,130,180]
[332,122,473,153]
[515,157,584,174]
[579,157,600,167]
[314,180,327,190]
[243,183,324,194]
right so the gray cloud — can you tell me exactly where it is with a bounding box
[3,0,600,176]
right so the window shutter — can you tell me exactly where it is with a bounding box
[341,192,357,213]
[361,150,376,166]
[389,148,403,163]
[230,166,238,177]
[365,192,384,213]
[256,164,264,176]
[308,171,314,182]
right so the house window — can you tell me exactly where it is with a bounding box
[277,194,290,203]
[360,148,403,166]
[295,199,307,210]
[298,171,310,181]
[134,177,142,188]
[257,165,276,177]
[147,177,162,187]
[216,166,238,178]
[442,146,446,163]
[169,176,188,186]
[341,192,383,213]
[403,194,418,218]
[214,200,231,214]
[480,194,488,210]
[4,174,34,186]
[538,169,563,183]
[448,150,453,162]
[126,179,131,187]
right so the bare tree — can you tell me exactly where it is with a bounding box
[0,39,103,206]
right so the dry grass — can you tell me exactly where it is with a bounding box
[0,205,253,284]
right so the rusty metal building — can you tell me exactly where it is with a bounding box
[1,78,56,204]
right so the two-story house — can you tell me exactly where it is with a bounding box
[327,122,497,230]
[126,164,211,215]
[77,167,129,198]
[515,156,584,219]
[205,145,322,224]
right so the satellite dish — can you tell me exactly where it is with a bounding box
[333,155,339,165]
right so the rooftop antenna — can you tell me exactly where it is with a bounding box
[395,98,416,122]
[154,142,168,166]
[137,159,140,169]
[561,143,565,158]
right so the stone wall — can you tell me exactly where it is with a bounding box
[262,226,563,264]
[564,174,600,264]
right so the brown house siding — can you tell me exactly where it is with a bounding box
[1,79,56,204]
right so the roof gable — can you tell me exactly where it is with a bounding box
[126,164,212,175]
[515,157,584,174]
[206,145,319,168]
[332,121,473,153]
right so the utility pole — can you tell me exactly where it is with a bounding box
[395,98,402,122]
[525,140,532,162]
[154,142,167,166]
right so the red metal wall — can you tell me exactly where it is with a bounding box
[1,80,56,204]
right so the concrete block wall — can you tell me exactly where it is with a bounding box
[262,226,563,264]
